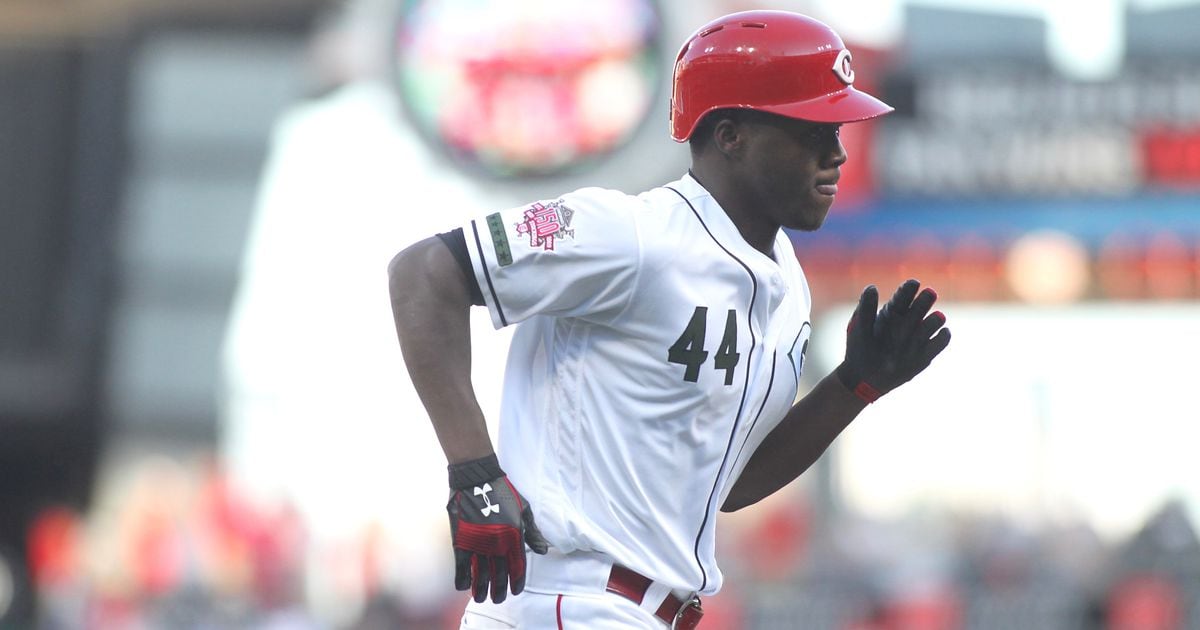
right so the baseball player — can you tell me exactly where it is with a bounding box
[388,11,951,629]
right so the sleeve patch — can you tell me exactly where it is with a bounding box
[485,212,513,266]
[515,201,575,252]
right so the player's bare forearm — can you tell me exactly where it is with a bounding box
[721,371,866,512]
[388,236,494,464]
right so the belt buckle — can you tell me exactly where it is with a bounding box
[670,594,703,630]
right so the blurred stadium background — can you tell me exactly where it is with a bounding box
[3,0,1200,628]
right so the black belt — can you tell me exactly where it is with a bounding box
[605,564,703,629]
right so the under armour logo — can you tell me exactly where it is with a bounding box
[474,484,500,517]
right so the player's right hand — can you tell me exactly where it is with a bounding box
[836,279,951,403]
[447,454,550,604]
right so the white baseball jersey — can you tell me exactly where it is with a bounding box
[461,172,813,597]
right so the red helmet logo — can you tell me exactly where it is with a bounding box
[832,49,855,85]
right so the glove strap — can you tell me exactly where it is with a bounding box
[852,382,882,404]
[448,453,505,490]
[835,362,881,404]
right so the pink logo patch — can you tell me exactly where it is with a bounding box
[515,201,575,251]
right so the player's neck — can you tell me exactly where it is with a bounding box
[689,167,780,256]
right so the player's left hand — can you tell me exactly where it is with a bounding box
[447,454,550,604]
[837,278,951,403]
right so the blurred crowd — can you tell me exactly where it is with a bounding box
[20,450,1200,630]
[795,227,1200,308]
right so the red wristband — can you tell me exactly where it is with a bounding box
[836,363,882,403]
[853,381,882,404]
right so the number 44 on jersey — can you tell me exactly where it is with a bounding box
[668,306,740,385]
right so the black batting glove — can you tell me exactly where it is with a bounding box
[447,454,549,604]
[836,278,951,403]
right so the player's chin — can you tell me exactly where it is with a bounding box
[786,200,832,232]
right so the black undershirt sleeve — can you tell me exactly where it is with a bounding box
[436,228,485,306]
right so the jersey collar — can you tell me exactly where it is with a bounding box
[671,172,784,268]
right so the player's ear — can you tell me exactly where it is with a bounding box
[711,116,745,158]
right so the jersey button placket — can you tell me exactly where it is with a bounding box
[763,272,787,315]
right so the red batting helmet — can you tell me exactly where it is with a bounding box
[670,10,894,142]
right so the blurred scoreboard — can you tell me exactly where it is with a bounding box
[392,0,663,178]
[875,64,1200,198]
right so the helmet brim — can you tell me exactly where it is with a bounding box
[758,86,894,124]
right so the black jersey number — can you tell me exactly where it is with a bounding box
[668,307,740,385]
